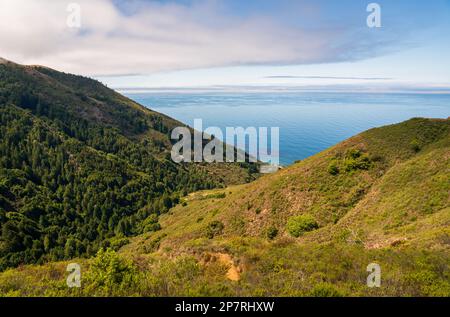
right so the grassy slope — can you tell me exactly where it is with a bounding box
[131,118,449,247]
[1,118,449,296]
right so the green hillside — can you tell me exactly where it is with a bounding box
[0,59,257,270]
[131,118,449,247]
[1,116,448,296]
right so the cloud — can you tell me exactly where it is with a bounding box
[0,0,407,76]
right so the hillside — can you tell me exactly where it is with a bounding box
[0,117,448,296]
[143,117,449,248]
[0,59,257,270]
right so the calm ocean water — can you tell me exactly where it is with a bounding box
[125,92,450,166]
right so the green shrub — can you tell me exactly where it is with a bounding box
[410,139,421,152]
[143,222,161,233]
[327,161,339,175]
[84,248,138,296]
[343,149,371,172]
[369,154,384,162]
[347,148,362,159]
[266,226,278,240]
[286,214,319,237]
[109,237,130,251]
[142,214,161,233]
[205,220,224,239]
[309,282,343,297]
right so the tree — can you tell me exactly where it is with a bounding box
[64,238,77,259]
[84,248,137,296]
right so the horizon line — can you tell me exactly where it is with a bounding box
[113,85,450,95]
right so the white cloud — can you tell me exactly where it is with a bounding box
[0,0,398,76]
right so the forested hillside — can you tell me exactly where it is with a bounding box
[0,59,257,270]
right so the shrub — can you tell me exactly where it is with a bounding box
[84,248,138,296]
[143,222,161,233]
[286,214,319,238]
[266,226,278,240]
[109,237,130,251]
[327,161,339,175]
[346,148,362,159]
[410,139,421,152]
[142,214,161,233]
[205,220,224,239]
[343,149,371,172]
[309,282,343,297]
[369,153,384,162]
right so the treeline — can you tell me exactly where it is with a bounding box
[0,64,151,136]
[0,104,224,269]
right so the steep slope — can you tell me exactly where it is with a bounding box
[1,118,448,297]
[114,117,449,296]
[131,118,449,248]
[0,59,257,270]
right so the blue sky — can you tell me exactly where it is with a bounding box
[105,0,450,91]
[1,0,449,91]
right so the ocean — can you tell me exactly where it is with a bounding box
[125,92,450,166]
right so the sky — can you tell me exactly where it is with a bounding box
[0,0,449,92]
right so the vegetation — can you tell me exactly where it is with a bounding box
[266,226,278,240]
[1,111,448,297]
[205,220,225,239]
[342,149,372,172]
[82,248,138,296]
[0,240,449,297]
[0,60,257,270]
[327,160,339,175]
[286,215,319,237]
[410,139,421,152]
